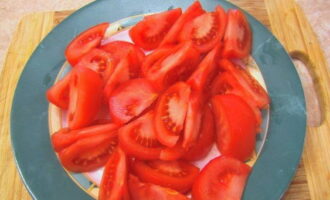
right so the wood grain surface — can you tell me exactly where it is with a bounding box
[0,0,328,199]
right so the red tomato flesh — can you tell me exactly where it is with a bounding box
[65,23,109,66]
[46,71,72,109]
[192,156,251,200]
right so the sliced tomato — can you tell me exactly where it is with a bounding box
[119,111,163,160]
[103,56,131,100]
[51,123,118,152]
[65,23,109,66]
[146,42,200,91]
[211,94,258,161]
[179,5,227,53]
[159,141,186,161]
[210,71,262,126]
[132,159,199,193]
[160,1,205,47]
[68,67,103,130]
[218,59,270,108]
[58,131,118,172]
[99,148,128,200]
[128,175,189,200]
[46,71,72,109]
[222,9,252,59]
[183,105,215,161]
[141,47,173,76]
[75,48,115,81]
[192,156,251,200]
[109,79,158,124]
[129,8,182,50]
[155,82,191,147]
[101,40,145,63]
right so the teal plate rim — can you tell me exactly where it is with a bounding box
[10,0,306,199]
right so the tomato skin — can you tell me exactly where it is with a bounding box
[109,78,158,125]
[192,156,251,200]
[46,71,72,109]
[183,105,215,161]
[146,42,200,91]
[160,1,205,47]
[119,111,163,160]
[211,94,258,161]
[155,82,191,147]
[128,175,189,200]
[65,23,109,66]
[75,48,115,82]
[58,132,118,172]
[67,67,103,130]
[132,160,199,193]
[218,59,270,109]
[222,9,252,59]
[51,123,118,152]
[129,8,182,50]
[179,6,227,53]
[99,148,128,200]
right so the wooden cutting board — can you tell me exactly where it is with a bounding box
[0,0,329,199]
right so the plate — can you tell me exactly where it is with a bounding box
[11,0,306,199]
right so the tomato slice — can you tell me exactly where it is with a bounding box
[146,42,200,91]
[99,148,128,200]
[155,82,191,147]
[211,94,258,161]
[109,78,158,124]
[210,71,262,126]
[218,59,270,108]
[132,159,199,193]
[222,9,252,59]
[68,67,103,130]
[58,131,118,172]
[183,105,215,161]
[119,111,163,160]
[128,175,189,200]
[51,123,118,152]
[129,8,182,50]
[159,142,186,161]
[179,5,227,53]
[192,156,251,200]
[160,1,205,47]
[101,40,145,64]
[141,47,173,76]
[65,23,109,66]
[46,71,72,109]
[75,48,115,82]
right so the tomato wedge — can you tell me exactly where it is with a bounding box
[155,82,191,147]
[58,131,118,172]
[179,5,227,53]
[128,175,189,200]
[160,1,205,47]
[65,23,109,66]
[159,142,186,161]
[109,78,158,124]
[222,9,252,59]
[218,59,270,108]
[68,67,103,130]
[183,105,215,161]
[141,47,173,76]
[46,71,72,109]
[75,48,115,82]
[210,71,262,126]
[211,94,258,161]
[129,8,182,50]
[51,123,118,152]
[192,156,251,200]
[146,42,200,91]
[119,111,163,160]
[132,159,199,193]
[99,148,128,200]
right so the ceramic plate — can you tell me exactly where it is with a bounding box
[11,0,306,199]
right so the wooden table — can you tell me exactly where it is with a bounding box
[0,0,329,199]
